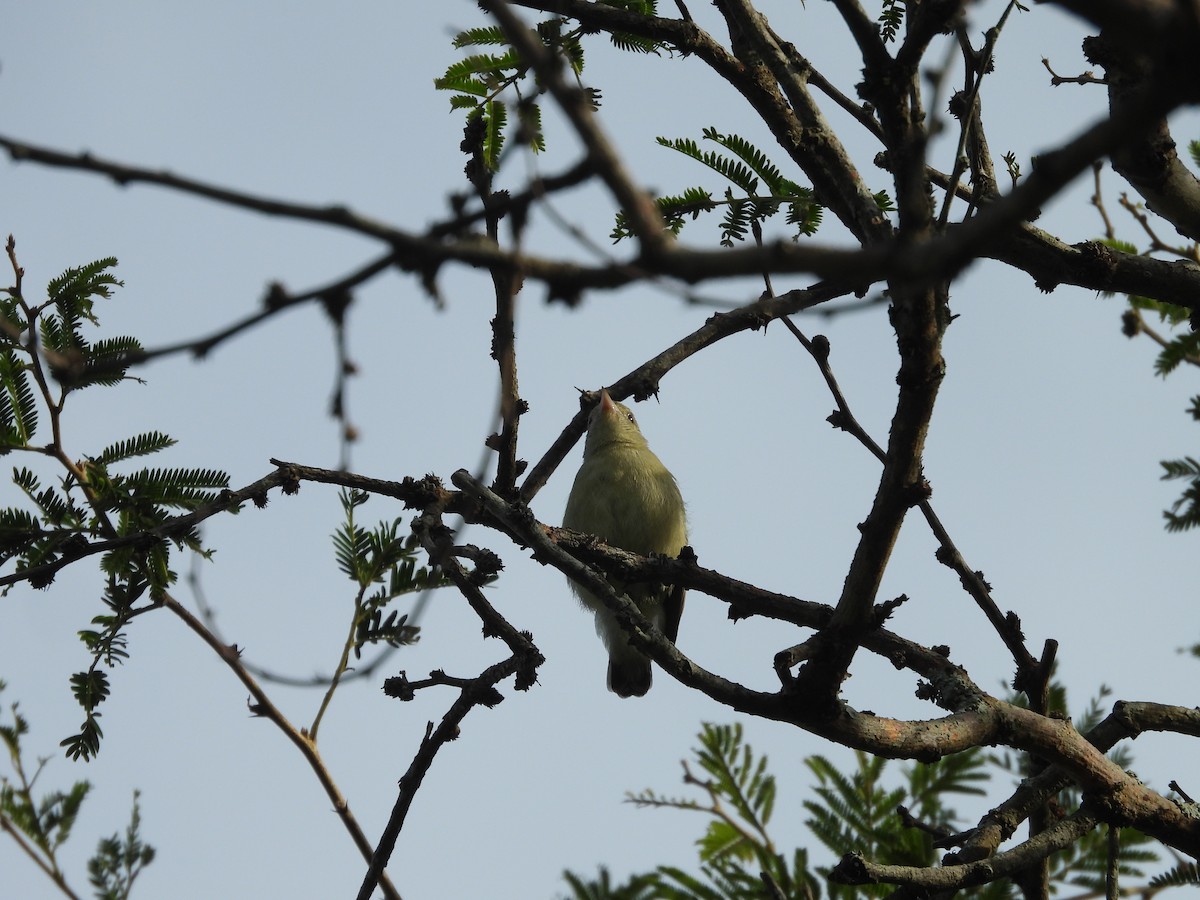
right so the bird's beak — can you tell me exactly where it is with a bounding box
[599,389,616,414]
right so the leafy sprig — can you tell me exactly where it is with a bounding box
[87,790,155,900]
[330,487,447,659]
[613,128,829,245]
[1,250,229,761]
[879,0,906,44]
[1,683,154,898]
[1161,452,1200,532]
[1150,861,1200,889]
[1,688,91,869]
[437,18,583,172]
[308,489,455,740]
[621,723,820,900]
[438,5,669,173]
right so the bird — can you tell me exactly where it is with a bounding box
[562,389,687,697]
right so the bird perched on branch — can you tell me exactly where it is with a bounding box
[563,389,687,697]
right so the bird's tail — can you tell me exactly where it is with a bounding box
[608,655,652,697]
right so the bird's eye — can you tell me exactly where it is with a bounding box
[626,412,636,423]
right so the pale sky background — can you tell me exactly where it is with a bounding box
[3,3,1198,898]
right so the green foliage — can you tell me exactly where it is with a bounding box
[1150,860,1200,889]
[483,100,509,172]
[95,432,178,467]
[611,187,717,241]
[1114,287,1198,377]
[804,750,1005,900]
[87,790,156,900]
[437,6,669,172]
[45,257,122,309]
[61,670,110,762]
[1,688,92,869]
[306,489,460,741]
[719,194,753,248]
[3,467,89,589]
[569,691,1169,899]
[612,128,826,245]
[33,258,142,390]
[1,254,229,761]
[3,774,92,861]
[0,347,38,450]
[518,100,547,154]
[1150,331,1200,378]
[2,683,154,896]
[1,258,226,589]
[608,31,663,55]
[690,722,777,858]
[612,723,821,899]
[1117,290,1200,531]
[435,43,530,171]
[1049,824,1158,896]
[1,686,155,896]
[561,867,660,900]
[1160,452,1200,532]
[879,0,905,44]
[331,488,451,658]
[451,25,509,50]
[437,18,583,171]
[1122,284,1185,326]
[599,1,667,56]
[600,0,659,16]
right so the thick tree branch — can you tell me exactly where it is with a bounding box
[990,224,1200,313]
[948,701,1200,867]
[8,4,1200,895]
[459,471,1200,858]
[794,0,946,711]
[6,126,1200,319]
[1084,33,1200,244]
[715,0,892,243]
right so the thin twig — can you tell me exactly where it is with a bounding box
[355,501,541,899]
[518,280,850,502]
[163,595,403,900]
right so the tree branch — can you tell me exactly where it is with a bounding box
[831,810,1101,889]
[356,502,542,899]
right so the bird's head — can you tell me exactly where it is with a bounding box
[582,389,649,456]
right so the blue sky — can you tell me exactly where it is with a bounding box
[3,3,1198,898]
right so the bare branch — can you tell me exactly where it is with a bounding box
[356,502,542,900]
